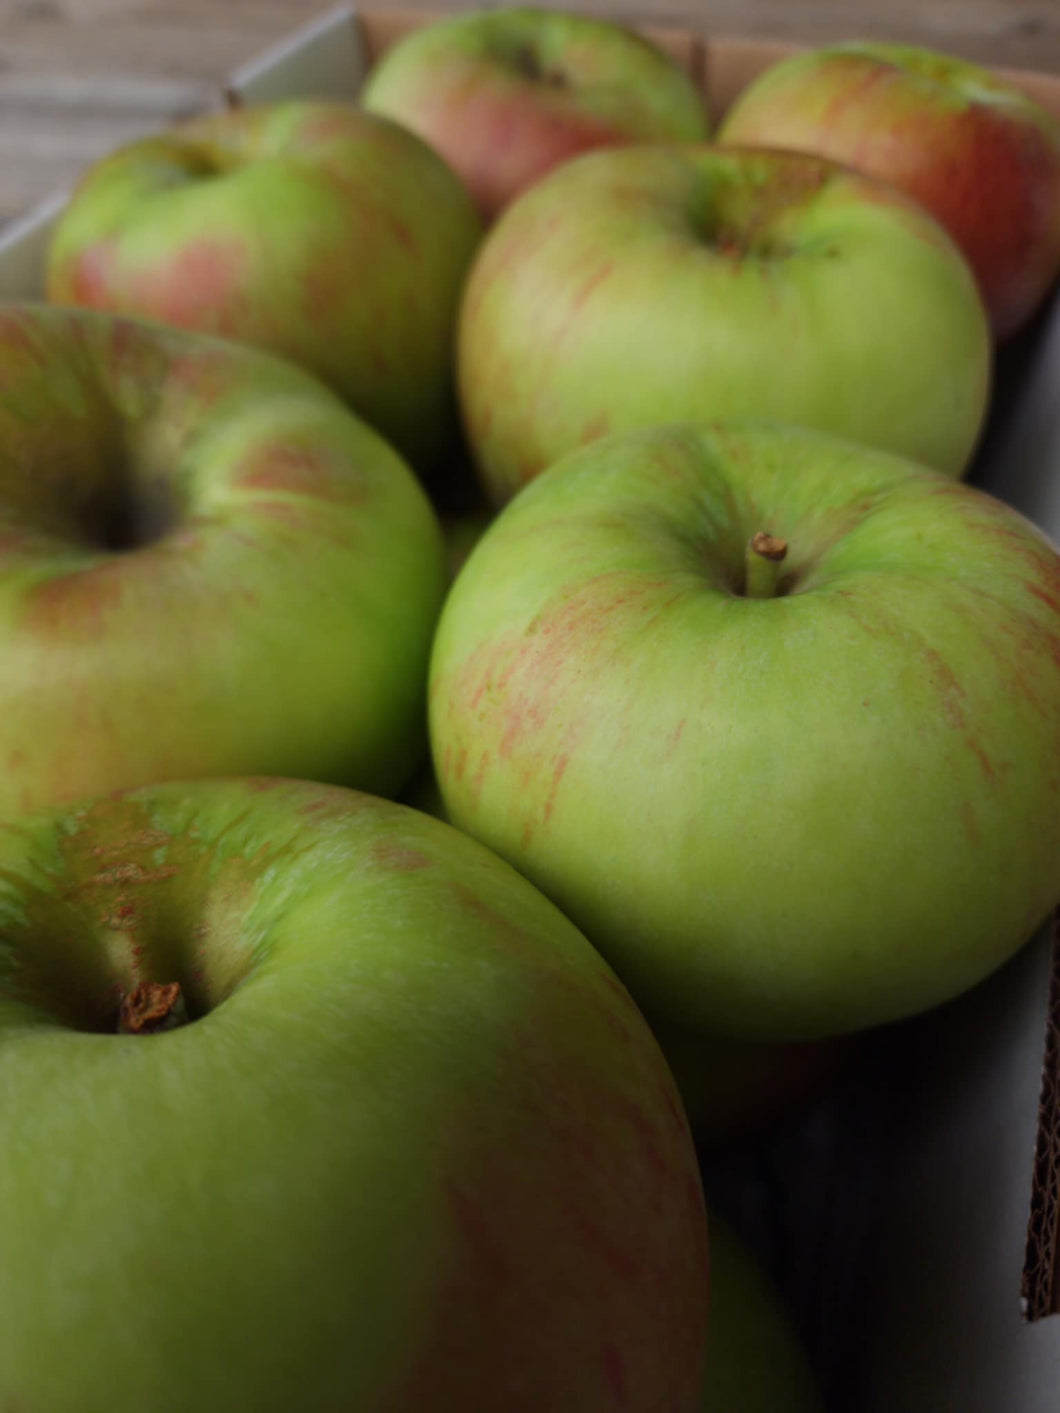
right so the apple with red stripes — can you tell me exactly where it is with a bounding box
[718,42,1060,339]
[45,101,482,473]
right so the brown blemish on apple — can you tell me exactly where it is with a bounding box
[117,979,185,1034]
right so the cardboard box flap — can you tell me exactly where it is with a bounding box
[226,5,368,107]
[1022,913,1060,1321]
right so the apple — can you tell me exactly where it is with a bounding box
[361,7,710,220]
[457,143,991,504]
[658,1027,843,1147]
[429,423,1060,1041]
[701,1212,823,1411]
[0,776,711,1411]
[45,101,482,473]
[0,304,448,814]
[717,42,1060,340]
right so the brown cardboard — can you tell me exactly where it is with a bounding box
[1022,910,1060,1320]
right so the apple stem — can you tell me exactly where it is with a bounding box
[744,532,788,599]
[118,980,187,1035]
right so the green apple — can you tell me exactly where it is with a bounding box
[717,42,1060,340]
[45,101,482,473]
[0,304,447,813]
[0,777,711,1411]
[429,423,1060,1040]
[362,6,709,219]
[702,1212,823,1412]
[457,144,991,502]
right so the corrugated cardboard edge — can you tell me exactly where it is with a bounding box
[1022,909,1060,1320]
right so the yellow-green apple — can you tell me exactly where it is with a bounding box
[45,101,482,472]
[457,144,990,503]
[717,43,1060,340]
[701,1213,822,1411]
[361,7,709,220]
[0,776,711,1411]
[429,423,1060,1040]
[0,304,448,814]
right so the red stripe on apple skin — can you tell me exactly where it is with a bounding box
[368,839,433,872]
[69,240,119,307]
[135,237,249,334]
[234,444,368,504]
[541,751,570,826]
[567,259,616,313]
[382,934,708,1412]
[406,87,629,218]
[604,1342,630,1404]
[721,54,1060,336]
[22,561,128,635]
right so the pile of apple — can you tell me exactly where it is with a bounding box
[2,7,1060,1409]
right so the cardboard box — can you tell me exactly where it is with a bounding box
[2,7,1059,1407]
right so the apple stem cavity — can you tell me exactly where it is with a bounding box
[744,532,789,599]
[117,980,188,1036]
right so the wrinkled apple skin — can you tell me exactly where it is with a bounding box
[0,305,448,811]
[429,423,1060,1040]
[458,144,990,502]
[362,6,709,219]
[46,102,482,472]
[0,778,710,1412]
[718,42,1060,340]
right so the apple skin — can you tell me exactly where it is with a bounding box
[429,423,1060,1040]
[458,144,991,504]
[361,6,709,220]
[717,42,1060,340]
[701,1212,822,1412]
[45,101,482,473]
[0,304,448,812]
[0,777,710,1411]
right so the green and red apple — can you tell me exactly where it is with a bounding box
[718,42,1060,339]
[0,776,711,1411]
[701,1213,823,1411]
[458,143,990,503]
[0,304,447,813]
[429,423,1060,1040]
[362,6,709,219]
[46,101,482,472]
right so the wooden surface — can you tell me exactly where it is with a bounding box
[2,0,1060,228]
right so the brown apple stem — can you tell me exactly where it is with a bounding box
[745,532,788,599]
[118,980,187,1035]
